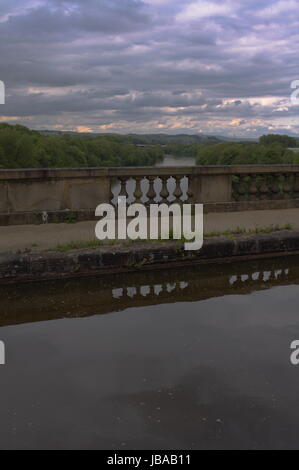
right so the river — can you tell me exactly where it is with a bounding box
[156,154,195,167]
[1,255,299,449]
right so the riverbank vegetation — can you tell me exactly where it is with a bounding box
[0,124,163,168]
[196,135,299,165]
[0,124,298,168]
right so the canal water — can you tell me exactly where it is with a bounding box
[1,255,299,449]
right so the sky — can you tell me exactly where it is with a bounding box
[0,0,298,137]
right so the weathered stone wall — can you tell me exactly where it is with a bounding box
[1,165,299,225]
[0,168,110,214]
[1,230,299,283]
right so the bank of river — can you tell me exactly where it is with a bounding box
[1,255,299,449]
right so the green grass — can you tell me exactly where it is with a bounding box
[204,223,292,238]
[64,212,77,224]
[46,239,117,252]
[46,223,293,252]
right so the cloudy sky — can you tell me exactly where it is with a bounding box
[0,0,298,136]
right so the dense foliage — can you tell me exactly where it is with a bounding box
[103,133,221,145]
[196,142,298,165]
[162,143,199,158]
[0,124,163,168]
[1,125,299,168]
[259,134,297,147]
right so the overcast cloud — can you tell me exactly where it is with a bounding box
[0,0,298,136]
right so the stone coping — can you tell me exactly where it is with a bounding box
[1,230,299,283]
[1,198,299,226]
[1,164,299,180]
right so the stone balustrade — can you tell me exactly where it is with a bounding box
[1,165,299,225]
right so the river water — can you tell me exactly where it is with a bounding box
[1,255,299,449]
[156,155,195,167]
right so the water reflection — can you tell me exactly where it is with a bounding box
[112,281,189,300]
[156,155,195,167]
[1,256,299,449]
[0,256,296,327]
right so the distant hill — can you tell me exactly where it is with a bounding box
[120,133,223,145]
[32,130,299,146]
[213,135,258,143]
[38,131,225,145]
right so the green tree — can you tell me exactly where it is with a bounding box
[259,134,297,147]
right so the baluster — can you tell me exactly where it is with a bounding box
[232,175,239,201]
[294,173,299,198]
[146,176,156,205]
[259,175,270,200]
[110,178,115,205]
[119,176,129,203]
[248,174,258,200]
[160,176,170,204]
[173,176,183,203]
[186,176,193,203]
[283,173,294,199]
[237,175,248,201]
[133,176,143,203]
[271,174,281,200]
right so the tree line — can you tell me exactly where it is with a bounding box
[0,124,163,169]
[196,134,299,165]
[0,124,298,168]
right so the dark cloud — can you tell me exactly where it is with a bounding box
[0,0,298,136]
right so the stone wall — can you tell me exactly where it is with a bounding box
[1,165,299,225]
[1,230,299,283]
